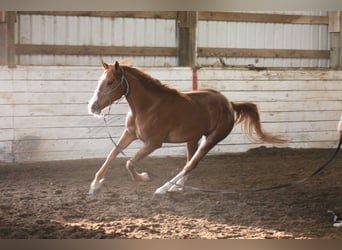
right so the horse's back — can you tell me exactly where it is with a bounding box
[186,88,234,124]
[186,88,230,108]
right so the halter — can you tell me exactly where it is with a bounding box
[96,71,130,98]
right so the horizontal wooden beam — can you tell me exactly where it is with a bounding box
[18,11,329,25]
[198,47,330,59]
[198,12,329,25]
[18,11,178,19]
[15,44,178,57]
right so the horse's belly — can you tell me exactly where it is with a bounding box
[165,114,209,143]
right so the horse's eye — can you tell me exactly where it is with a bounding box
[107,81,113,86]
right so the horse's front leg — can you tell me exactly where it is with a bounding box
[88,129,136,195]
[125,141,162,182]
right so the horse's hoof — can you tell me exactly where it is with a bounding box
[88,187,100,195]
[88,178,104,195]
[154,186,168,195]
[168,185,183,192]
[140,172,150,181]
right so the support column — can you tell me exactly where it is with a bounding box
[177,11,197,67]
[6,11,16,68]
[0,11,7,65]
[328,11,342,69]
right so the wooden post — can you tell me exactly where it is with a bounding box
[328,11,341,69]
[6,11,16,68]
[340,12,342,69]
[177,11,197,67]
[0,11,7,65]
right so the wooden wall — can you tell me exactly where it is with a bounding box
[0,66,192,163]
[197,68,342,154]
[1,66,341,163]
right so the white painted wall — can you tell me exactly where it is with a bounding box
[197,68,342,154]
[0,66,341,163]
[0,66,192,162]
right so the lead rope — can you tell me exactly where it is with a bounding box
[180,138,342,194]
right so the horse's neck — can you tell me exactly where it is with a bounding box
[125,74,161,115]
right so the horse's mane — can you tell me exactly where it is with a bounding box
[122,66,183,97]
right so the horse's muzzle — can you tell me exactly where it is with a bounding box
[88,101,101,116]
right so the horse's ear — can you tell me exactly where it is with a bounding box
[101,59,109,70]
[115,61,121,72]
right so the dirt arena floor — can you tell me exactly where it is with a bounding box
[1,147,342,239]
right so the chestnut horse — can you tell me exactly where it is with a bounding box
[88,60,286,195]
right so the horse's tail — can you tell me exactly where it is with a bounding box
[231,102,287,144]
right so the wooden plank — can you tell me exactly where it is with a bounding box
[0,92,90,104]
[258,110,341,123]
[8,77,341,94]
[12,128,338,155]
[254,101,341,112]
[198,12,329,25]
[0,116,13,129]
[12,139,339,163]
[15,44,178,57]
[236,121,338,134]
[13,103,129,116]
[18,11,178,19]
[0,105,13,116]
[13,115,123,129]
[0,128,13,141]
[197,68,342,80]
[198,47,330,59]
[11,99,341,119]
[4,66,342,82]
[14,126,124,140]
[12,138,185,154]
[220,90,341,102]
[15,111,340,130]
[13,146,188,162]
[11,127,339,163]
[0,66,192,81]
[11,134,340,163]
[0,80,191,93]
[12,119,339,142]
[198,80,342,91]
[220,130,338,145]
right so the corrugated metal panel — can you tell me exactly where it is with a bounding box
[17,15,178,66]
[17,12,330,67]
[197,11,329,67]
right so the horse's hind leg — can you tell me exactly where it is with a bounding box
[168,139,199,192]
[155,128,232,194]
[88,129,136,195]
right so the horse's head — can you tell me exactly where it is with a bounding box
[88,60,128,117]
